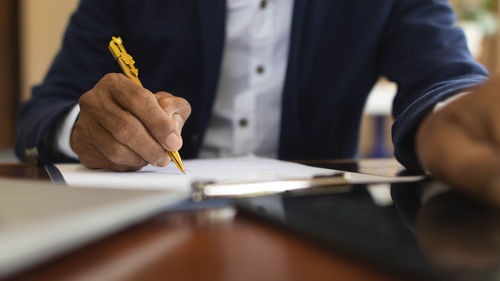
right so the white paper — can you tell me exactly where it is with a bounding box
[55,155,423,192]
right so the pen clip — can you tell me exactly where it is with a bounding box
[108,36,140,80]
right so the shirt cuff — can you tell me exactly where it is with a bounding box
[432,91,471,113]
[54,104,80,160]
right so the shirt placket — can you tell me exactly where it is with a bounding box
[233,0,273,155]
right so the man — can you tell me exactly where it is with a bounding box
[15,0,500,205]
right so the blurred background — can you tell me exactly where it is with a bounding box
[0,0,498,162]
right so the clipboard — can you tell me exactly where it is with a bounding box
[47,163,351,201]
[47,156,424,203]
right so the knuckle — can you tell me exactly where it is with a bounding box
[78,92,95,110]
[174,96,189,107]
[160,96,191,116]
[178,97,192,117]
[175,97,191,114]
[156,94,174,106]
[102,73,122,85]
[156,91,173,99]
[98,73,127,96]
[156,97,170,110]
[162,97,177,109]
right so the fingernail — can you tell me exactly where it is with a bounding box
[166,133,182,151]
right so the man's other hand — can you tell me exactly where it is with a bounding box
[71,73,191,171]
[416,78,500,206]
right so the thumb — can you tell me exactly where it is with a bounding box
[165,114,184,152]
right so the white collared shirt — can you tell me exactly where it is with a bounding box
[198,0,294,158]
[56,0,294,160]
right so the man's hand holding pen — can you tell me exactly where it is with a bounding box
[71,73,191,171]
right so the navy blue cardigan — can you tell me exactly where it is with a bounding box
[15,0,488,172]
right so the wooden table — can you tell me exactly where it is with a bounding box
[2,160,421,281]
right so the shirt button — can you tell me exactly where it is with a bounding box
[239,118,248,127]
[256,65,265,74]
[260,0,267,9]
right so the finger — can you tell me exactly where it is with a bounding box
[86,121,150,168]
[155,92,191,124]
[155,92,191,151]
[72,115,149,170]
[99,74,175,150]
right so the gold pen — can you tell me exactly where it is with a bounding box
[108,36,185,174]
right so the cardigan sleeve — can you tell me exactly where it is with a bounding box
[378,0,489,172]
[15,0,123,163]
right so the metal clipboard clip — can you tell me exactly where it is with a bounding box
[191,172,351,201]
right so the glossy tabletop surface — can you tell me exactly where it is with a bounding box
[1,160,498,281]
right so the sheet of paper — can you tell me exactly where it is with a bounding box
[55,155,423,192]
